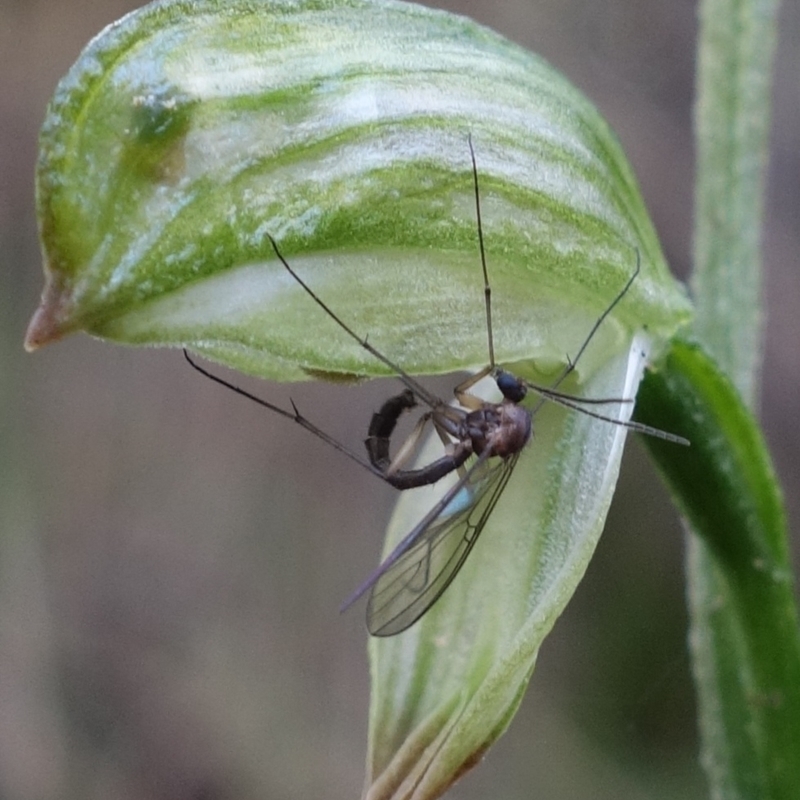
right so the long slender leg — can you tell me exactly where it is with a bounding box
[450,364,495,412]
[266,235,442,410]
[468,134,495,369]
[530,249,641,415]
[467,139,644,412]
[184,350,389,479]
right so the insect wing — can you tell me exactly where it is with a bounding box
[367,452,520,636]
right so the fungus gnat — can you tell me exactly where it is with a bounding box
[184,136,688,636]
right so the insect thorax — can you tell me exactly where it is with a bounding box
[465,401,532,459]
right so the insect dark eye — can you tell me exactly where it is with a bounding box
[496,370,527,403]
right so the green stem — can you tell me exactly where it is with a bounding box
[692,0,779,401]
[688,0,795,797]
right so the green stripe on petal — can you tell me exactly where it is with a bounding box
[28,0,690,378]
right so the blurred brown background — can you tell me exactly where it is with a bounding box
[1,1,797,798]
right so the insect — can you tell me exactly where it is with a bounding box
[184,137,688,636]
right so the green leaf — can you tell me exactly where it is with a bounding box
[26,1,694,797]
[636,339,800,799]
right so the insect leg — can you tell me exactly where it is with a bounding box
[450,365,495,411]
[266,234,443,410]
[543,249,641,402]
[468,133,495,369]
[183,350,393,479]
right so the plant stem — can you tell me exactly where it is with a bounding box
[692,0,779,403]
[689,0,792,798]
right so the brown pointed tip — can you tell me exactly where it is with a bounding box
[24,274,75,352]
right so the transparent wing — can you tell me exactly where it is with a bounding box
[366,451,520,636]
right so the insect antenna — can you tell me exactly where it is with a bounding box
[527,389,689,445]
